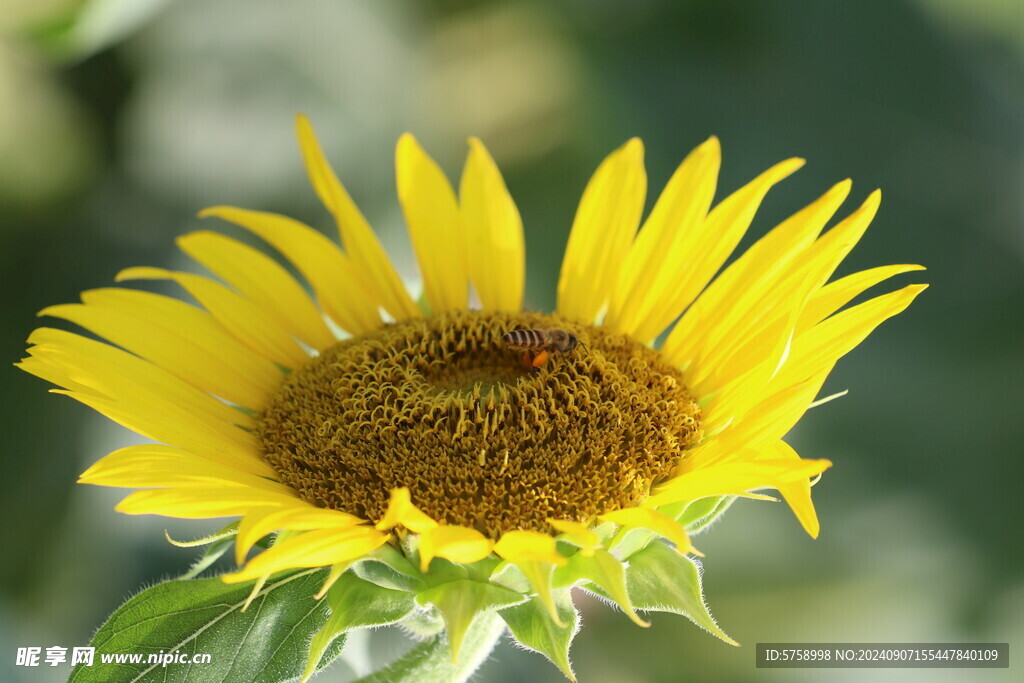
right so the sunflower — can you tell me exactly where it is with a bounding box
[19,116,924,681]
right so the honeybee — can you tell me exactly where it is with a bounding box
[502,328,585,369]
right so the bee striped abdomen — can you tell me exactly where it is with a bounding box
[503,329,546,349]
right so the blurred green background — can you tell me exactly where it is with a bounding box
[1,0,1021,681]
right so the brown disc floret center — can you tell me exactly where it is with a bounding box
[258,310,702,538]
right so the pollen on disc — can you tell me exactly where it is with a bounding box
[258,310,702,539]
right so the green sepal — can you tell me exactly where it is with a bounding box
[490,561,530,594]
[301,571,416,682]
[512,561,564,627]
[499,590,580,681]
[355,612,505,683]
[164,521,238,548]
[328,571,418,627]
[592,520,618,544]
[419,557,470,587]
[178,535,234,579]
[608,497,738,560]
[677,496,736,532]
[400,606,446,638]
[69,569,345,682]
[167,522,243,580]
[606,527,657,560]
[553,549,648,627]
[354,543,426,592]
[625,540,738,646]
[464,555,503,583]
[415,579,525,662]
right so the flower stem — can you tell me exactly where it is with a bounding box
[353,612,505,683]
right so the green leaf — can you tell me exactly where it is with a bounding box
[27,0,174,61]
[625,541,738,646]
[355,611,505,683]
[499,590,580,681]
[69,569,346,682]
[416,579,525,662]
[302,571,416,682]
[553,549,648,627]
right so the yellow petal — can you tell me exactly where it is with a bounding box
[632,157,805,343]
[556,138,646,323]
[798,264,926,333]
[548,519,601,555]
[50,388,273,478]
[599,507,697,556]
[375,487,438,533]
[116,267,308,369]
[494,530,568,567]
[710,367,832,452]
[24,327,252,430]
[695,336,795,440]
[396,133,467,312]
[684,190,880,394]
[459,137,525,312]
[21,330,273,478]
[690,229,858,399]
[41,288,282,410]
[418,525,494,572]
[647,457,832,508]
[758,441,821,538]
[314,562,356,600]
[606,136,720,338]
[115,485,303,518]
[774,284,928,389]
[240,575,269,612]
[236,505,364,565]
[663,179,851,367]
[16,356,84,395]
[177,230,336,351]
[79,444,287,494]
[295,115,420,321]
[223,527,389,583]
[199,207,381,335]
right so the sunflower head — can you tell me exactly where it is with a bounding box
[260,308,702,540]
[19,115,925,680]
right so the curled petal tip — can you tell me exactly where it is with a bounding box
[621,137,645,157]
[196,207,221,219]
[834,178,853,193]
[781,157,806,173]
[397,132,419,149]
